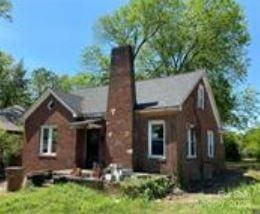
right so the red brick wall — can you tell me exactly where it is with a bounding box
[134,113,178,174]
[106,46,136,168]
[133,79,224,181]
[23,95,77,173]
[177,79,225,183]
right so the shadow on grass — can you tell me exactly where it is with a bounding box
[189,161,260,194]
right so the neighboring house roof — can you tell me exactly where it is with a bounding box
[23,70,221,128]
[0,105,25,132]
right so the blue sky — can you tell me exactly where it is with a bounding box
[0,0,259,92]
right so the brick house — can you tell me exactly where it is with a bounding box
[23,46,224,182]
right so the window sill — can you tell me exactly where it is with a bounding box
[186,156,197,160]
[39,154,57,158]
[148,155,166,161]
[207,156,214,159]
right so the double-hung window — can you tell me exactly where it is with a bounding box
[40,126,57,155]
[187,127,197,158]
[207,130,214,158]
[148,120,165,158]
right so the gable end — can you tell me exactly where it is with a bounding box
[23,89,78,121]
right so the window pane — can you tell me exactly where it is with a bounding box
[187,128,196,157]
[152,124,164,139]
[191,131,196,156]
[52,128,57,153]
[191,141,195,156]
[152,139,164,156]
[150,123,164,156]
[42,128,49,153]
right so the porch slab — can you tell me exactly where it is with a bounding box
[53,169,93,177]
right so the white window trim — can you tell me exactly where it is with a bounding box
[187,127,197,159]
[207,130,214,158]
[39,125,57,156]
[148,120,166,159]
[197,84,205,110]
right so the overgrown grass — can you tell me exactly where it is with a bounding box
[0,182,259,214]
[197,183,260,214]
[0,161,259,214]
[0,184,152,214]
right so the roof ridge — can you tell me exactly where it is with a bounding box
[136,69,205,84]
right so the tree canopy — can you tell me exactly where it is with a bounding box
[30,67,60,99]
[242,127,260,161]
[0,52,31,108]
[0,0,258,131]
[0,0,12,21]
[82,0,254,128]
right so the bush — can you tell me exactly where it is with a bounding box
[0,130,22,168]
[223,132,241,161]
[120,176,174,200]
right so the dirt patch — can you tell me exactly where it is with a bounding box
[158,191,223,206]
[160,161,259,205]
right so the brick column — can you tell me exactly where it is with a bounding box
[106,46,136,168]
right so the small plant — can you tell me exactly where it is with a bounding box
[120,176,174,200]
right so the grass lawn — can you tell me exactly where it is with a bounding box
[0,161,259,214]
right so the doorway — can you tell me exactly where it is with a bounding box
[85,129,100,169]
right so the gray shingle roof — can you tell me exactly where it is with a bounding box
[56,70,205,117]
[0,105,25,132]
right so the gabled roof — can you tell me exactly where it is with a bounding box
[59,70,205,115]
[23,89,79,120]
[23,70,221,128]
[0,105,25,132]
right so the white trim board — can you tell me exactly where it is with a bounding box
[23,88,78,121]
[202,76,221,129]
[148,120,166,159]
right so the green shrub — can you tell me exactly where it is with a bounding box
[120,176,174,200]
[0,130,22,168]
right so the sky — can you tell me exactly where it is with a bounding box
[0,0,259,92]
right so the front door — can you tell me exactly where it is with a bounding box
[85,129,100,169]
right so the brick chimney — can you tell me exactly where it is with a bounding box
[106,45,136,168]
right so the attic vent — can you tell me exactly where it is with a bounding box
[47,100,54,110]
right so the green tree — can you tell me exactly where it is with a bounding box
[242,127,260,161]
[30,67,60,99]
[82,0,251,127]
[234,87,260,130]
[59,72,110,92]
[223,132,241,161]
[0,52,31,108]
[0,0,12,20]
[59,73,96,91]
